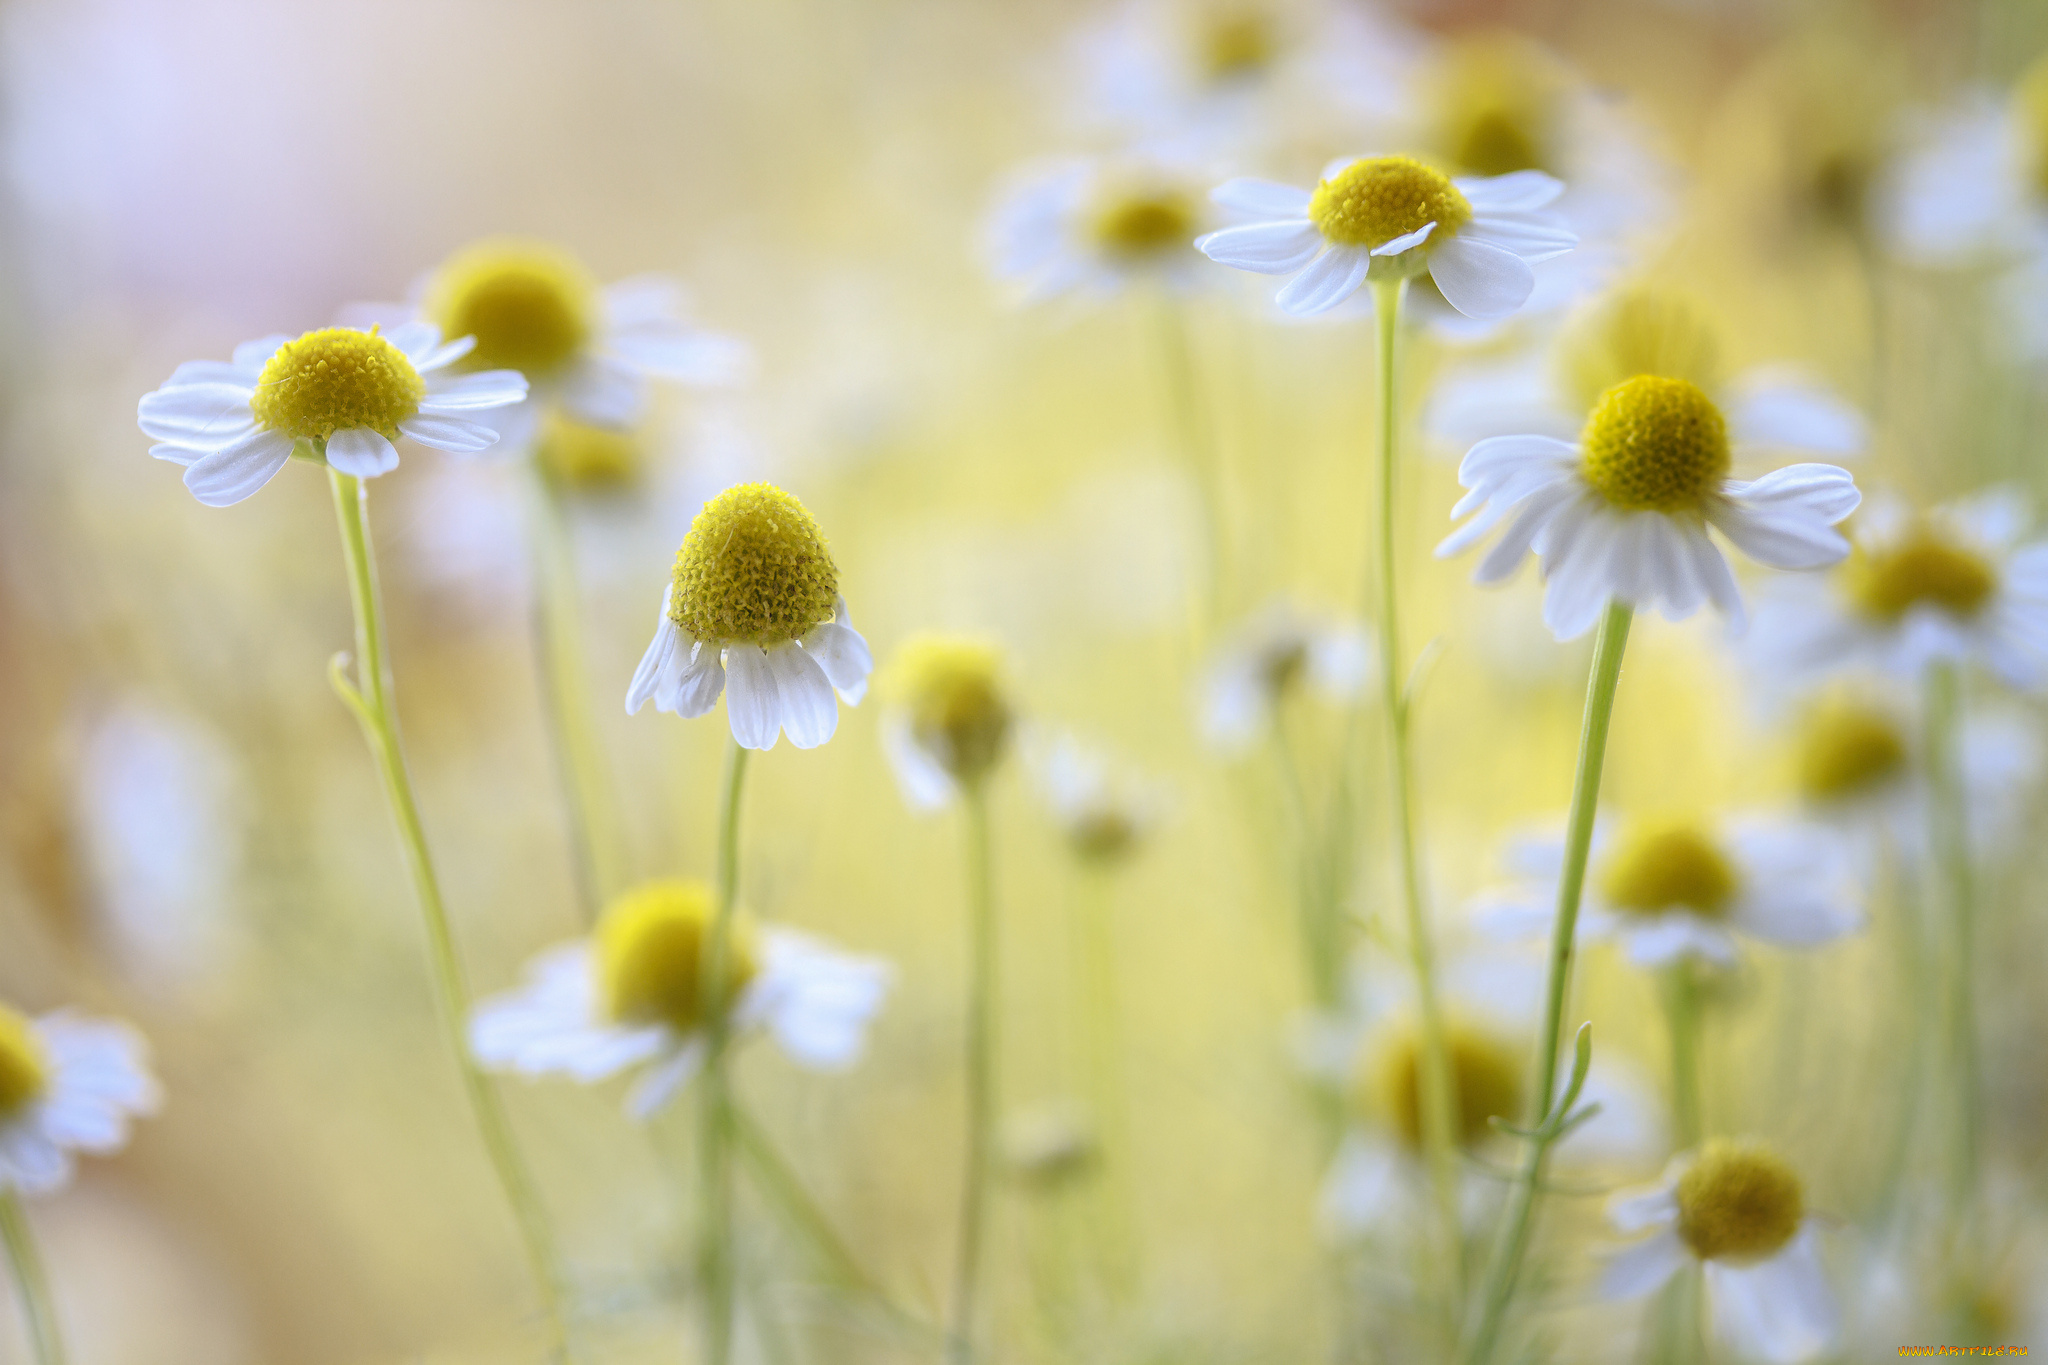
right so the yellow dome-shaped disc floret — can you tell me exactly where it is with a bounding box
[1431,32,1564,179]
[1557,286,1727,416]
[1366,1019,1523,1150]
[1599,820,1739,918]
[595,880,761,1031]
[1310,156,1472,252]
[885,635,1012,785]
[1579,376,1731,513]
[0,1006,48,1118]
[248,328,425,443]
[538,412,641,491]
[668,484,840,647]
[1199,9,1278,82]
[1796,693,1909,803]
[1676,1140,1805,1263]
[1841,526,1998,623]
[1093,189,1198,259]
[424,239,598,377]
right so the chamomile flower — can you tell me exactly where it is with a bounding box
[1473,815,1863,968]
[879,636,1014,812]
[1437,375,1862,640]
[470,879,891,1118]
[137,323,527,507]
[984,155,1213,302]
[1032,732,1166,866]
[1200,598,1370,750]
[0,1003,160,1195]
[626,483,873,751]
[1746,488,2048,691]
[1194,157,1576,319]
[1881,55,2048,266]
[1603,1141,1840,1364]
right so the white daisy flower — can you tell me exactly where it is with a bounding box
[1194,156,1576,320]
[878,636,1013,813]
[136,323,527,507]
[1880,59,2048,267]
[0,1004,160,1195]
[1745,487,2048,692]
[625,483,873,751]
[1200,598,1370,750]
[1030,731,1167,865]
[1603,1141,1840,1364]
[470,879,891,1119]
[1437,375,1861,640]
[984,155,1215,302]
[1472,814,1863,969]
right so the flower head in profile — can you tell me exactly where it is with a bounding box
[1882,52,2048,266]
[137,323,527,506]
[1603,1140,1839,1364]
[985,156,1213,302]
[626,483,873,751]
[0,1003,160,1195]
[470,879,891,1118]
[1032,732,1166,866]
[880,635,1014,810]
[1195,158,1575,319]
[1201,598,1370,749]
[1437,375,1861,639]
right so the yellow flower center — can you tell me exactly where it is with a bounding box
[424,239,597,377]
[1368,1020,1524,1151]
[2013,55,2048,198]
[538,412,641,491]
[1092,190,1198,260]
[885,635,1012,785]
[1309,156,1472,251]
[1557,285,1727,416]
[1431,32,1562,179]
[247,328,424,443]
[595,880,760,1031]
[1841,527,1999,623]
[1599,821,1739,918]
[1795,694,1909,803]
[668,483,840,647]
[1579,376,1731,513]
[0,1007,48,1118]
[1068,808,1141,865]
[1199,10,1278,82]
[1676,1140,1805,1263]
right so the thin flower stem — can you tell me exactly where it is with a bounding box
[1663,963,1704,1149]
[1156,292,1226,629]
[1368,276,1463,1300]
[1461,600,1634,1365]
[947,780,999,1365]
[0,1192,63,1365]
[1923,661,1981,1219]
[698,738,752,1365]
[1074,866,1137,1301]
[325,471,574,1364]
[1270,702,1341,1008]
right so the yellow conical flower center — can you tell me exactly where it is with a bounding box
[1309,156,1472,251]
[1676,1140,1805,1263]
[2013,55,2048,198]
[1092,190,1198,259]
[1841,527,1998,623]
[1200,10,1277,82]
[1579,376,1731,513]
[885,635,1012,784]
[1432,32,1562,179]
[1368,1020,1524,1151]
[0,1007,48,1118]
[1599,821,1739,917]
[424,239,597,378]
[595,880,760,1031]
[1557,285,1726,416]
[668,483,840,646]
[538,412,640,491]
[248,328,424,443]
[1795,694,1909,803]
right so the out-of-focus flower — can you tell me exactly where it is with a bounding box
[1195,159,1575,319]
[470,880,891,1118]
[1603,1141,1840,1363]
[1437,376,1861,639]
[1200,598,1369,750]
[0,1004,159,1195]
[1002,1102,1100,1192]
[536,411,645,493]
[1881,56,2048,267]
[1746,488,2048,692]
[880,636,1013,811]
[137,323,526,506]
[984,155,1214,302]
[1031,732,1165,866]
[626,483,873,750]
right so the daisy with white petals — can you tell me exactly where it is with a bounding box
[0,1003,159,1196]
[1200,598,1370,749]
[627,483,873,751]
[472,880,891,1118]
[137,324,527,507]
[879,635,1014,813]
[1195,157,1576,319]
[985,156,1215,302]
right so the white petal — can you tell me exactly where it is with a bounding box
[626,602,682,714]
[1194,220,1323,274]
[673,642,729,718]
[165,358,259,387]
[1462,210,1578,261]
[723,644,781,750]
[382,321,439,359]
[1608,1181,1680,1234]
[606,326,752,386]
[1470,480,1579,582]
[1731,883,1863,948]
[398,414,499,454]
[625,1042,706,1118]
[137,383,256,447]
[758,929,892,1069]
[323,428,399,478]
[1371,220,1436,257]
[231,334,289,368]
[1600,1229,1689,1301]
[1274,245,1371,315]
[150,444,200,466]
[409,335,477,374]
[560,356,646,428]
[1707,497,1854,572]
[1623,916,1740,968]
[1319,1135,1402,1234]
[1456,170,1566,212]
[1427,236,1537,321]
[1541,504,1624,639]
[1727,371,1866,457]
[417,369,529,413]
[801,620,873,702]
[602,273,689,329]
[1705,1229,1839,1364]
[766,642,839,749]
[1209,178,1314,217]
[183,428,296,507]
[882,712,958,812]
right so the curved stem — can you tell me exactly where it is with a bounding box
[1924,661,1981,1222]
[326,471,573,1363]
[698,739,752,1365]
[947,781,998,1365]
[0,1193,63,1365]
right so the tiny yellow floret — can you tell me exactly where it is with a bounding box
[669,484,840,646]
[1599,820,1739,918]
[1842,526,1998,623]
[596,880,760,1031]
[425,239,597,377]
[1796,693,1909,803]
[885,635,1012,784]
[249,328,424,443]
[1309,156,1472,251]
[1368,1019,1523,1150]
[1579,376,1730,513]
[1200,10,1278,82]
[1676,1139,1805,1263]
[0,1006,48,1117]
[1558,285,1726,415]
[1093,190,1199,259]
[538,412,641,491]
[1432,32,1563,179]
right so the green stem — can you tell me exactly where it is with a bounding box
[1461,601,1634,1365]
[1924,661,1981,1221]
[698,739,752,1365]
[1368,276,1462,1301]
[1663,963,1704,1149]
[947,780,999,1365]
[325,471,573,1363]
[1075,867,1136,1301]
[0,1193,63,1365]
[1270,702,1340,1009]
[1156,292,1226,628]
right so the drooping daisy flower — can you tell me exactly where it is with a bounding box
[1473,815,1863,968]
[535,411,646,493]
[137,324,527,507]
[1437,375,1862,640]
[1881,55,2048,267]
[1194,157,1576,319]
[470,879,891,1118]
[1745,488,2048,692]
[879,635,1014,812]
[1031,732,1165,866]
[1200,598,1370,749]
[1603,1141,1840,1364]
[0,1003,159,1194]
[985,156,1215,302]
[626,483,873,751]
